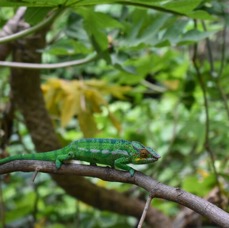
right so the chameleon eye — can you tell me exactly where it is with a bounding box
[140,149,149,158]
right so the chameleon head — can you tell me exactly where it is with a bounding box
[130,141,160,164]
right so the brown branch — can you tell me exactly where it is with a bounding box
[0,161,229,228]
[174,187,228,227]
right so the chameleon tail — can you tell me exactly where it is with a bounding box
[0,149,63,165]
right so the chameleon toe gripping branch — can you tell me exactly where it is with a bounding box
[0,138,160,177]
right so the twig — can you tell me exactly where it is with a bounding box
[192,20,222,204]
[0,7,27,38]
[32,181,40,223]
[215,24,229,119]
[201,21,229,119]
[0,7,65,44]
[218,24,226,78]
[137,194,153,228]
[141,79,166,93]
[0,179,6,228]
[32,168,40,182]
[0,52,97,70]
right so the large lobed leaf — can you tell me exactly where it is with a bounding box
[42,78,130,137]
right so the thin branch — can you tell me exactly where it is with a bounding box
[218,24,226,78]
[0,7,65,44]
[70,0,184,16]
[201,21,215,74]
[0,179,5,228]
[215,24,229,118]
[192,21,222,203]
[137,195,153,228]
[0,161,229,227]
[201,21,229,119]
[0,7,27,38]
[141,79,166,93]
[0,52,97,69]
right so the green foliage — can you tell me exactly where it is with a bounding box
[24,7,53,25]
[1,0,229,227]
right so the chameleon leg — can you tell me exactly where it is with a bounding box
[55,151,74,169]
[114,157,135,177]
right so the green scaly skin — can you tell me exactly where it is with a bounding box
[0,138,160,176]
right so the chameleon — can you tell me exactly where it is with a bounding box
[0,138,160,176]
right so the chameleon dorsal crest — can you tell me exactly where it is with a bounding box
[131,141,145,151]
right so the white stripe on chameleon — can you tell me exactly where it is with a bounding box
[78,147,87,151]
[111,150,128,156]
[78,147,128,155]
[90,149,100,153]
[102,149,110,154]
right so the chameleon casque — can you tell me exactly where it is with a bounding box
[0,138,160,176]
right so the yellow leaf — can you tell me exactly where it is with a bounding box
[197,169,209,178]
[107,85,131,99]
[42,78,131,134]
[84,88,107,113]
[163,80,180,90]
[85,79,131,99]
[85,79,106,88]
[60,94,77,127]
[78,110,98,137]
[108,111,122,132]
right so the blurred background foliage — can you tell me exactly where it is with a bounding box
[0,0,229,227]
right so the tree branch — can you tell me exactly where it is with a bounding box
[0,161,228,228]
[0,52,97,69]
[0,7,64,45]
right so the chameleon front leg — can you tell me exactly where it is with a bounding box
[114,157,135,177]
[55,151,74,169]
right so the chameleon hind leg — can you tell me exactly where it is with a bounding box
[55,151,74,169]
[114,157,135,177]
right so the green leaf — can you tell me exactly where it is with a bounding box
[179,29,217,45]
[46,39,89,56]
[24,7,53,26]
[186,10,215,20]
[182,175,216,197]
[162,0,202,13]
[162,19,189,45]
[6,192,36,223]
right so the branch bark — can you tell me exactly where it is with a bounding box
[0,161,228,228]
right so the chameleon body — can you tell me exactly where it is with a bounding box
[0,138,160,176]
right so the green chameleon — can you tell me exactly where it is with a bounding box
[0,138,160,176]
